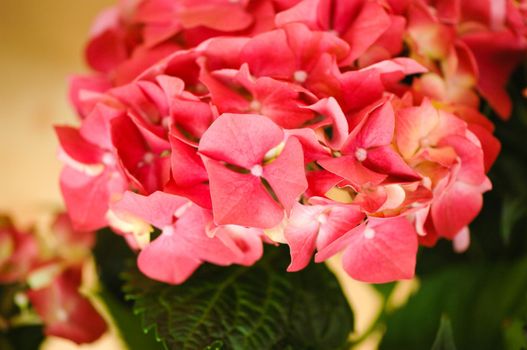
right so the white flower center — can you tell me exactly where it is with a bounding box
[249,100,262,112]
[194,83,207,93]
[420,137,431,148]
[293,70,308,83]
[250,164,264,177]
[143,152,155,164]
[422,176,432,189]
[102,152,115,166]
[364,227,376,239]
[162,116,171,129]
[317,213,328,225]
[355,148,368,162]
[56,309,68,322]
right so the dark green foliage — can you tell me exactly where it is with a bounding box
[381,259,527,349]
[123,247,354,350]
[93,229,163,350]
[431,316,456,350]
[0,325,45,350]
[98,287,162,350]
[0,285,44,350]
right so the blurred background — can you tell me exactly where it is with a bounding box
[0,0,114,220]
[0,1,122,348]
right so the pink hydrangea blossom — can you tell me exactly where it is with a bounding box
[0,214,107,344]
[57,0,527,284]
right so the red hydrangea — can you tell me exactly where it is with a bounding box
[58,0,526,284]
[0,214,107,344]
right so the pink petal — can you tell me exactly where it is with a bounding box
[80,103,123,149]
[203,158,284,228]
[305,169,342,197]
[138,227,202,284]
[315,223,366,262]
[317,204,365,250]
[198,113,284,169]
[467,124,501,172]
[338,69,385,113]
[198,65,249,115]
[431,180,484,239]
[27,268,107,344]
[341,217,418,283]
[263,137,307,213]
[284,203,322,271]
[60,167,111,231]
[0,221,40,283]
[318,155,387,189]
[111,191,189,228]
[213,225,264,266]
[353,101,395,149]
[240,29,296,79]
[341,1,391,63]
[307,97,349,149]
[55,126,103,165]
[177,208,258,266]
[170,134,209,186]
[285,128,330,163]
[113,43,183,86]
[251,77,315,129]
[85,8,128,73]
[438,135,485,185]
[179,4,253,32]
[395,100,439,159]
[463,31,526,119]
[275,0,323,29]
[68,75,112,118]
[453,226,470,253]
[363,146,421,182]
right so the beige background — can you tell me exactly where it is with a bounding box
[0,1,385,349]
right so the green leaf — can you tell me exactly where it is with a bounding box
[503,318,527,350]
[123,247,353,350]
[93,229,163,350]
[0,325,44,350]
[380,258,527,350]
[98,287,163,350]
[372,282,397,300]
[93,229,136,300]
[431,316,456,350]
[283,262,354,350]
[501,195,527,244]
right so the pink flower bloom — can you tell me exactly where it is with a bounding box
[276,0,394,63]
[56,0,519,284]
[395,99,491,240]
[285,199,364,271]
[0,213,106,344]
[319,100,421,189]
[27,267,107,344]
[0,217,40,283]
[56,114,127,231]
[199,113,307,228]
[239,23,349,96]
[199,63,316,129]
[111,191,263,284]
[462,30,526,118]
[316,216,419,283]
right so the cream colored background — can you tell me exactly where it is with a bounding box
[0,1,386,349]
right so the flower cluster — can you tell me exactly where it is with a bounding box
[59,0,526,284]
[0,214,106,344]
